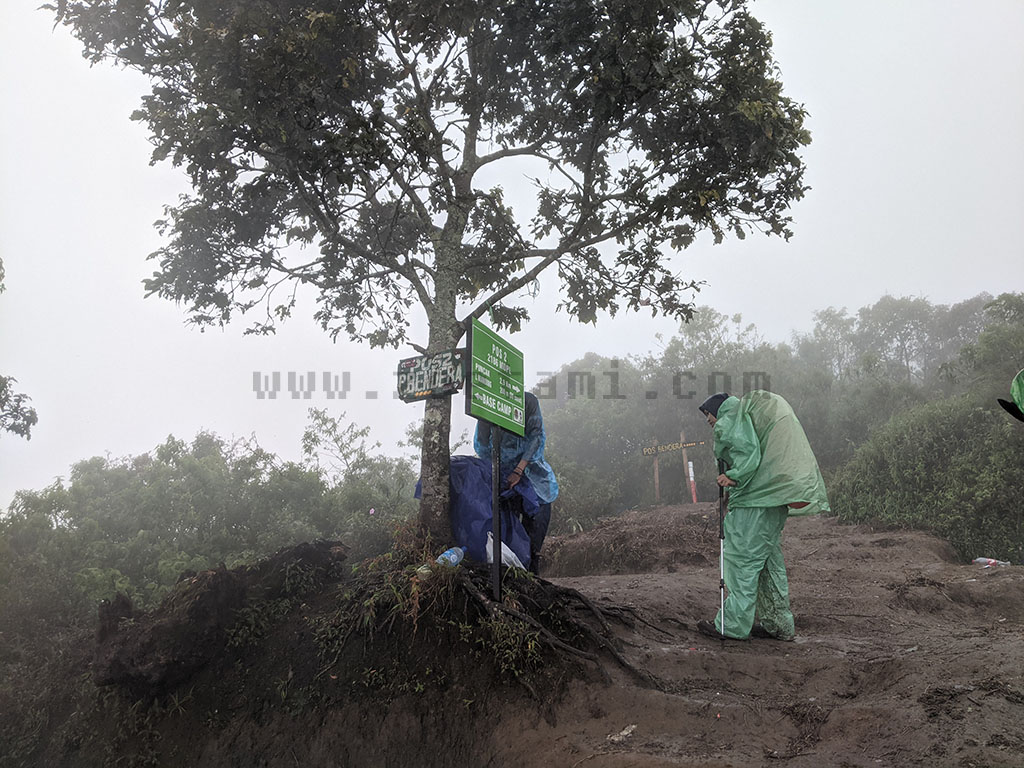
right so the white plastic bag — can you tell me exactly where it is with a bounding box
[485,532,526,570]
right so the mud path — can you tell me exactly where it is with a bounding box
[499,506,1024,768]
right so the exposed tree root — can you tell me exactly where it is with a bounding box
[454,565,661,689]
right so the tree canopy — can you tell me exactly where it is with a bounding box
[49,0,810,537]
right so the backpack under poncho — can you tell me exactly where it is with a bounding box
[712,391,830,516]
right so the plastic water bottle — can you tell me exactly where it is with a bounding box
[436,546,467,567]
[973,557,1011,567]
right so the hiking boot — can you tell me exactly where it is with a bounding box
[750,623,794,642]
[696,619,748,641]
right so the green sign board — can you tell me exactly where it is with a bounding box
[466,317,525,436]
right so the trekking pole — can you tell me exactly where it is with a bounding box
[717,458,726,638]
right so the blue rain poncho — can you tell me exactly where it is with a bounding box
[415,456,535,568]
[474,393,559,504]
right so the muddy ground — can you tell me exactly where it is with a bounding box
[35,505,1024,768]
[526,504,1024,767]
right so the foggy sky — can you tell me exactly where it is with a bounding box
[2,0,1023,511]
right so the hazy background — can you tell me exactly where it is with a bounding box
[2,0,1023,510]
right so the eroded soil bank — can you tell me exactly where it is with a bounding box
[31,508,1024,767]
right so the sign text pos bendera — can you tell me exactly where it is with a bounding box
[395,348,467,402]
[466,317,526,600]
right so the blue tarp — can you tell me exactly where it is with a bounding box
[415,455,536,568]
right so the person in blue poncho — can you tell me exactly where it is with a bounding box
[475,392,559,575]
[697,390,830,642]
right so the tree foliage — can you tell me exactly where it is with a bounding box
[0,376,38,440]
[48,0,811,538]
[830,396,1024,562]
[538,293,1012,531]
[0,259,38,440]
[0,413,415,629]
[302,408,419,558]
[50,0,810,341]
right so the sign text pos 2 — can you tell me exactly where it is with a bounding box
[465,317,525,436]
[396,349,467,402]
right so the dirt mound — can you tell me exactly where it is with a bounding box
[92,540,349,696]
[31,507,1024,767]
[544,506,719,576]
[48,537,641,768]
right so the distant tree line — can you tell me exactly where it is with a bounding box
[538,292,1023,544]
[829,293,1024,562]
[0,412,416,687]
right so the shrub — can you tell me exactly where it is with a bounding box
[830,394,1024,562]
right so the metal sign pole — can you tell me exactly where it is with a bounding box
[491,427,502,601]
[464,317,523,602]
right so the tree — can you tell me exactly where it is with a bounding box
[955,292,1024,401]
[659,306,764,373]
[301,408,419,557]
[50,0,810,540]
[855,296,935,384]
[793,306,856,381]
[0,259,38,439]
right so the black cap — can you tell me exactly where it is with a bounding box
[698,392,730,418]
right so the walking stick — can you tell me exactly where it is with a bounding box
[717,458,726,638]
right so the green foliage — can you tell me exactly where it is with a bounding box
[49,0,809,347]
[3,433,330,609]
[302,409,418,559]
[540,294,1016,535]
[0,410,416,629]
[0,259,38,440]
[830,395,1024,562]
[829,296,1024,560]
[74,567,134,604]
[0,375,37,440]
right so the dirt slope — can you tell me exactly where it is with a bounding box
[508,504,1024,767]
[38,506,1024,768]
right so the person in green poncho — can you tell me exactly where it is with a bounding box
[696,390,830,641]
[997,368,1024,423]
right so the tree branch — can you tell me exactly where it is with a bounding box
[472,137,552,172]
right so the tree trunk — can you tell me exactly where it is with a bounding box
[417,171,474,543]
[416,254,465,543]
[418,394,453,543]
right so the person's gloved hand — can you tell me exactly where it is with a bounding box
[506,468,523,489]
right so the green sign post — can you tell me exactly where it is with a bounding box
[466,317,525,436]
[466,317,525,600]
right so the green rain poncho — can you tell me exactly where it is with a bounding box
[998,368,1024,422]
[708,391,830,640]
[713,391,830,516]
